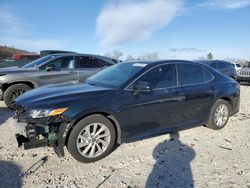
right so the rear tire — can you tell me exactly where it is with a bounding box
[4,84,31,109]
[206,99,231,130]
[67,114,116,163]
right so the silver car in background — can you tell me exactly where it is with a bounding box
[0,53,117,109]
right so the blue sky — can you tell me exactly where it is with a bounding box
[0,0,250,60]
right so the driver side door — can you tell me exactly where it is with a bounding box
[38,56,77,86]
[117,63,186,141]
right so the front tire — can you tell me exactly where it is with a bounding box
[3,84,31,109]
[67,115,116,163]
[206,99,231,130]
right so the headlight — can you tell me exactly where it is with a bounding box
[28,108,68,119]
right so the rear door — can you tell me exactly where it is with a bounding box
[177,63,214,125]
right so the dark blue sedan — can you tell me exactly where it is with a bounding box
[15,60,240,163]
[197,60,237,80]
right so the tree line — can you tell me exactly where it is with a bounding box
[0,45,28,59]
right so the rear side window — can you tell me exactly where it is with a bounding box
[134,64,177,89]
[75,56,101,68]
[178,64,213,85]
[210,62,217,69]
[204,68,214,81]
[218,62,229,69]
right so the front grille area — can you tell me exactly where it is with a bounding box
[15,105,26,118]
[0,89,2,99]
[237,70,250,77]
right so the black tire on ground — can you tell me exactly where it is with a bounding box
[206,99,231,130]
[67,114,116,163]
[3,84,32,109]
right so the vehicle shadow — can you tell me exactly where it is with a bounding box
[146,132,195,188]
[0,160,23,187]
[0,107,14,126]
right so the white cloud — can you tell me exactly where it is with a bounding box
[96,0,184,47]
[0,36,68,52]
[0,8,67,52]
[0,8,24,35]
[202,0,250,9]
[169,47,204,53]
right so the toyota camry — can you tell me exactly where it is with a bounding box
[14,60,240,163]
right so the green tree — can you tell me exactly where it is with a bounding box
[207,52,213,60]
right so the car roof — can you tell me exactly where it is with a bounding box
[196,60,231,64]
[124,59,202,66]
[46,53,117,64]
[53,52,116,59]
[52,53,111,58]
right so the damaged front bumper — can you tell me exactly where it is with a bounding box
[14,110,73,158]
[0,84,3,100]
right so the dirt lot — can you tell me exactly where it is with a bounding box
[0,86,250,188]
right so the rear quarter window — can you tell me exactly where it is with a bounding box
[178,63,213,85]
[218,61,232,69]
[75,56,101,68]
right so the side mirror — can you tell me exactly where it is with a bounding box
[134,81,152,92]
[46,65,55,71]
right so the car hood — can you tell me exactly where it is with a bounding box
[0,67,36,76]
[238,68,250,71]
[15,81,112,109]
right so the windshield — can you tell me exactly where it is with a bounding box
[85,62,147,88]
[22,55,58,68]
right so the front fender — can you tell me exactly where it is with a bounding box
[61,109,123,148]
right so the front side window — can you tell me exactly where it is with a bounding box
[178,64,212,85]
[218,62,230,69]
[75,56,101,68]
[23,55,58,68]
[133,64,177,89]
[42,56,74,70]
[210,62,217,69]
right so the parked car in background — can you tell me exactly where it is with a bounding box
[196,60,237,80]
[15,60,240,163]
[236,62,250,83]
[0,50,76,68]
[0,59,37,68]
[232,62,241,71]
[0,54,61,74]
[0,53,117,109]
[12,53,40,61]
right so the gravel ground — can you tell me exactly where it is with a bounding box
[0,86,250,188]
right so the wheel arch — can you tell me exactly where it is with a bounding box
[2,81,36,93]
[65,112,122,146]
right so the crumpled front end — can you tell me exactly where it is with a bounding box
[0,81,3,100]
[14,105,72,157]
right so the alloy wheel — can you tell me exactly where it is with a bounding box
[76,123,111,158]
[214,104,229,127]
[9,88,26,105]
